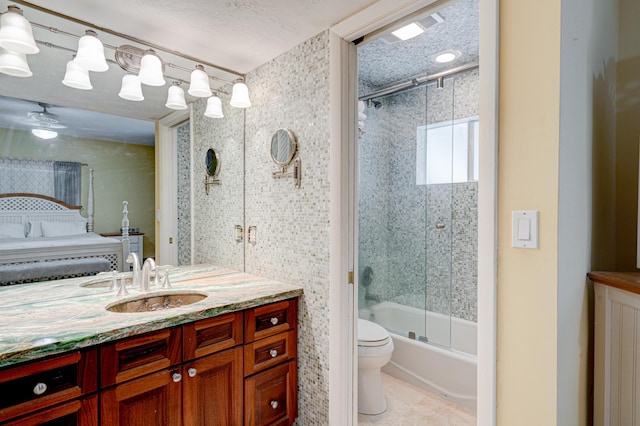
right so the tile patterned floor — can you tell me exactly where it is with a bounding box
[358,373,476,425]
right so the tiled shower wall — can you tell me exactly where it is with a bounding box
[244,31,332,425]
[358,68,479,322]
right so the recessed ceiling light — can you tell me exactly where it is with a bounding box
[32,129,57,139]
[391,23,425,41]
[434,50,461,63]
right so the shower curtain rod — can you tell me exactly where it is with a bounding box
[358,62,479,102]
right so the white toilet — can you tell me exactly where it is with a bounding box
[358,318,394,415]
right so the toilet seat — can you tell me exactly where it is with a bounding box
[358,319,391,347]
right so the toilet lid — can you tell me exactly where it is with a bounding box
[358,319,390,346]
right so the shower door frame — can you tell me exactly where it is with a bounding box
[332,0,499,424]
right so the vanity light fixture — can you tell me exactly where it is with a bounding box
[188,65,212,97]
[204,95,224,118]
[230,82,251,108]
[74,30,108,72]
[138,49,165,86]
[31,128,57,139]
[165,81,188,110]
[391,23,424,41]
[62,57,92,89]
[118,74,144,101]
[0,4,253,116]
[0,46,32,77]
[434,50,460,63]
[0,6,38,54]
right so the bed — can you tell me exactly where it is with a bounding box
[0,193,125,285]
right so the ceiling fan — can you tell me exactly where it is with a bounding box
[25,103,67,130]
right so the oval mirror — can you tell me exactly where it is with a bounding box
[270,129,297,166]
[206,148,220,177]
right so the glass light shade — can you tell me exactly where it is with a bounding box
[118,74,144,101]
[165,83,187,110]
[74,30,108,72]
[32,129,57,139]
[188,65,212,97]
[138,50,165,86]
[0,6,39,54]
[204,96,224,118]
[62,59,92,89]
[0,47,32,77]
[230,82,251,108]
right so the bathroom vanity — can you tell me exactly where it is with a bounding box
[0,265,302,425]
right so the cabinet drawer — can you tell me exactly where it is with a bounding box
[244,360,297,426]
[101,327,181,387]
[0,349,98,423]
[4,394,98,426]
[244,330,296,376]
[183,312,243,361]
[245,299,297,342]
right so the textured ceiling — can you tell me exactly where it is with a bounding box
[0,0,477,144]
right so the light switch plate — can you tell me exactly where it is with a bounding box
[512,210,538,249]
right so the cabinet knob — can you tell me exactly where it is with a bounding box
[172,372,182,383]
[269,349,278,358]
[33,382,47,395]
[188,368,197,377]
[270,317,279,325]
[270,400,279,409]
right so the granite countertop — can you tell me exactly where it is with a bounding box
[0,264,303,367]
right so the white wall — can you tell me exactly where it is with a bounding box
[558,0,618,424]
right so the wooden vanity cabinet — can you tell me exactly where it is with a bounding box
[0,348,98,425]
[244,299,298,426]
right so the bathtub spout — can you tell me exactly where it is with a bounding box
[365,293,381,303]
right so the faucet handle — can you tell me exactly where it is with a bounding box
[117,275,129,298]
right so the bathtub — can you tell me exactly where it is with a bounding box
[361,301,477,412]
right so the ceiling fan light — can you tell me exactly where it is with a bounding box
[74,30,108,72]
[62,58,92,89]
[0,47,32,77]
[138,50,165,86]
[119,74,144,101]
[0,6,39,54]
[165,82,187,110]
[188,65,212,97]
[32,128,57,139]
[204,96,224,118]
[230,82,251,108]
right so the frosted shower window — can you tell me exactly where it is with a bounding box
[416,117,479,185]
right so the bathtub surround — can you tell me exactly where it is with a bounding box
[358,68,479,323]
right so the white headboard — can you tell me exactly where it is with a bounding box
[0,193,87,227]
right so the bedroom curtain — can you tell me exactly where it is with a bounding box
[0,158,82,205]
[0,158,55,196]
[54,161,81,205]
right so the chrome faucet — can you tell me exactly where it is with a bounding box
[140,257,156,292]
[126,252,140,288]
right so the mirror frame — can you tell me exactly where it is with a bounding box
[270,128,297,166]
[206,148,221,177]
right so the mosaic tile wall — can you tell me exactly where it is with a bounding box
[244,30,331,425]
[191,93,245,272]
[176,121,191,266]
[358,68,479,323]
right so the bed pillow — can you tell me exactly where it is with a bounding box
[27,221,43,238]
[40,221,87,237]
[0,223,27,239]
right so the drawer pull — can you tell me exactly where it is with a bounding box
[188,368,197,377]
[270,317,278,325]
[33,382,47,395]
[269,349,278,358]
[270,400,279,409]
[172,372,182,383]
